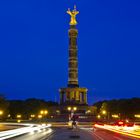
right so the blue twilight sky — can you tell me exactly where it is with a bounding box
[0,0,140,104]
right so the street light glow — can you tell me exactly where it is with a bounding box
[38,115,42,118]
[0,110,3,115]
[40,110,44,114]
[112,114,119,118]
[30,114,35,118]
[17,120,21,123]
[40,110,48,115]
[102,110,106,115]
[56,110,60,113]
[67,107,71,111]
[17,115,22,118]
[134,114,140,118]
[44,110,48,114]
[73,107,77,111]
[67,107,77,111]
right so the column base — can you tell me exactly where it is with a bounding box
[59,87,88,105]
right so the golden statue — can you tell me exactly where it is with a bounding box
[67,5,79,25]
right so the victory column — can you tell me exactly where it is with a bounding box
[59,6,88,105]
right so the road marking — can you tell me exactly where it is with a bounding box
[113,136,123,140]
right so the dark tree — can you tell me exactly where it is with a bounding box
[0,94,9,119]
[93,98,140,120]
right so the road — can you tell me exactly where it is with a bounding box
[84,127,140,140]
[9,125,140,140]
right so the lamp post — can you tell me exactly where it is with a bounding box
[30,114,35,118]
[30,114,35,120]
[39,110,48,123]
[0,110,3,120]
[16,114,22,123]
[97,115,101,119]
[38,114,43,119]
[102,110,106,115]
[0,110,3,116]
[67,107,77,121]
[40,110,48,116]
[102,110,107,121]
[16,114,22,118]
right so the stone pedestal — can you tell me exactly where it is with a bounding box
[59,87,87,105]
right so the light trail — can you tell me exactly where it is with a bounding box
[94,124,140,139]
[0,123,52,140]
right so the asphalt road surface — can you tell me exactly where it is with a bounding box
[9,126,140,140]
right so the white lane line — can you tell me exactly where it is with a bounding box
[113,136,123,140]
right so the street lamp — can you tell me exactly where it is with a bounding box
[40,110,48,115]
[102,110,107,120]
[73,107,77,111]
[102,110,107,115]
[67,107,77,111]
[30,114,35,118]
[17,120,21,123]
[39,110,48,123]
[16,114,22,123]
[56,110,60,114]
[40,110,43,115]
[0,110,4,120]
[97,115,101,119]
[67,107,71,111]
[0,110,3,115]
[134,114,140,118]
[38,114,42,119]
[112,114,119,118]
[16,114,22,119]
[44,110,48,115]
[67,106,77,121]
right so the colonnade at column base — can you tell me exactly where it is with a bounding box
[59,87,88,105]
